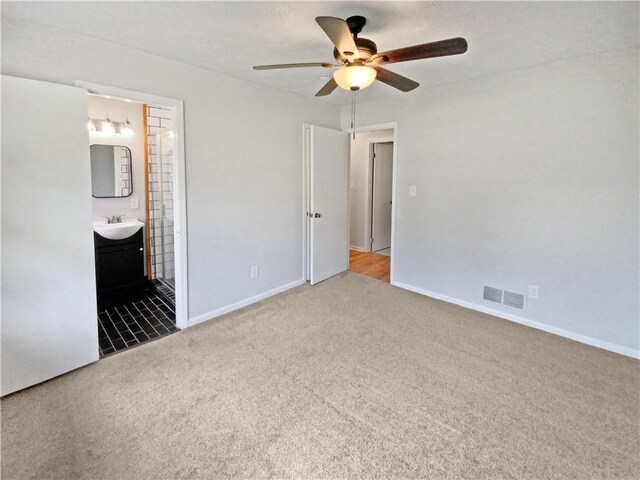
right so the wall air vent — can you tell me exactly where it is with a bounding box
[483,286,503,303]
[503,291,525,309]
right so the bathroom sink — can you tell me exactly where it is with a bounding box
[93,219,144,240]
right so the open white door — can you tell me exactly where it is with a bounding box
[1,76,99,396]
[305,125,349,285]
[371,142,393,252]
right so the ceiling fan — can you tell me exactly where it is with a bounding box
[253,15,468,96]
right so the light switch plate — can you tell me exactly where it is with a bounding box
[130,198,139,209]
[409,186,417,197]
[528,285,539,299]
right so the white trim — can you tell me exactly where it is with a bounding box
[349,245,366,252]
[172,101,189,330]
[342,122,399,283]
[77,81,189,330]
[392,280,640,360]
[78,81,180,109]
[189,278,306,327]
[302,124,312,282]
[365,142,374,252]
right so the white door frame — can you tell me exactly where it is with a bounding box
[303,124,312,281]
[346,122,398,282]
[76,81,189,330]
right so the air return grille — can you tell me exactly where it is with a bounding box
[483,286,503,303]
[503,291,525,309]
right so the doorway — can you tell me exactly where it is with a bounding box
[89,96,181,356]
[81,81,188,359]
[303,122,397,285]
[347,129,395,283]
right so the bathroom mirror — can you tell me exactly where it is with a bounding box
[90,145,133,198]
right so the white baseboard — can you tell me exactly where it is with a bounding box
[392,281,640,360]
[188,278,306,327]
[349,245,366,252]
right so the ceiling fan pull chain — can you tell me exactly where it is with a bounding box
[351,89,356,140]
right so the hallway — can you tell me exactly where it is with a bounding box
[349,249,390,282]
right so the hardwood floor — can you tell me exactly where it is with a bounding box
[349,249,390,282]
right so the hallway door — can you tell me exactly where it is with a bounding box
[371,142,393,252]
[305,124,350,285]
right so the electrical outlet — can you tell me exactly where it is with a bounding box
[251,266,259,279]
[130,197,139,209]
[528,285,539,300]
[409,186,417,197]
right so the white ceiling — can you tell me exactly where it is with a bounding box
[3,1,638,106]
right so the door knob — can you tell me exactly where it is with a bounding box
[314,213,322,218]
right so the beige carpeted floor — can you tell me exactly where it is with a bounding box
[2,272,638,479]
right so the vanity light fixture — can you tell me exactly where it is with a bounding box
[102,115,115,134]
[88,116,133,135]
[121,118,133,136]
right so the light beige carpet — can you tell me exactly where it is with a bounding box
[1,272,638,479]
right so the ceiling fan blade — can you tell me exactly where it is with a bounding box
[373,37,468,65]
[315,77,338,97]
[374,67,419,92]
[253,62,336,70]
[315,16,359,59]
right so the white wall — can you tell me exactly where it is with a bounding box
[344,50,640,356]
[89,96,146,223]
[2,18,341,322]
[349,129,394,251]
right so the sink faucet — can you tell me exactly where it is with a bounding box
[104,215,123,224]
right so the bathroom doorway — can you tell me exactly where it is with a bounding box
[83,81,188,357]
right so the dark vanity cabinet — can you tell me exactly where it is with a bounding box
[94,229,145,308]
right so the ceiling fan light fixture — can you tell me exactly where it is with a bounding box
[333,65,377,91]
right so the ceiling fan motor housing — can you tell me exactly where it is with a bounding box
[334,37,378,63]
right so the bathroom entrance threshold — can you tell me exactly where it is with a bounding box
[97,285,178,357]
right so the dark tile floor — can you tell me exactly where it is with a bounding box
[98,290,177,357]
[152,279,176,304]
